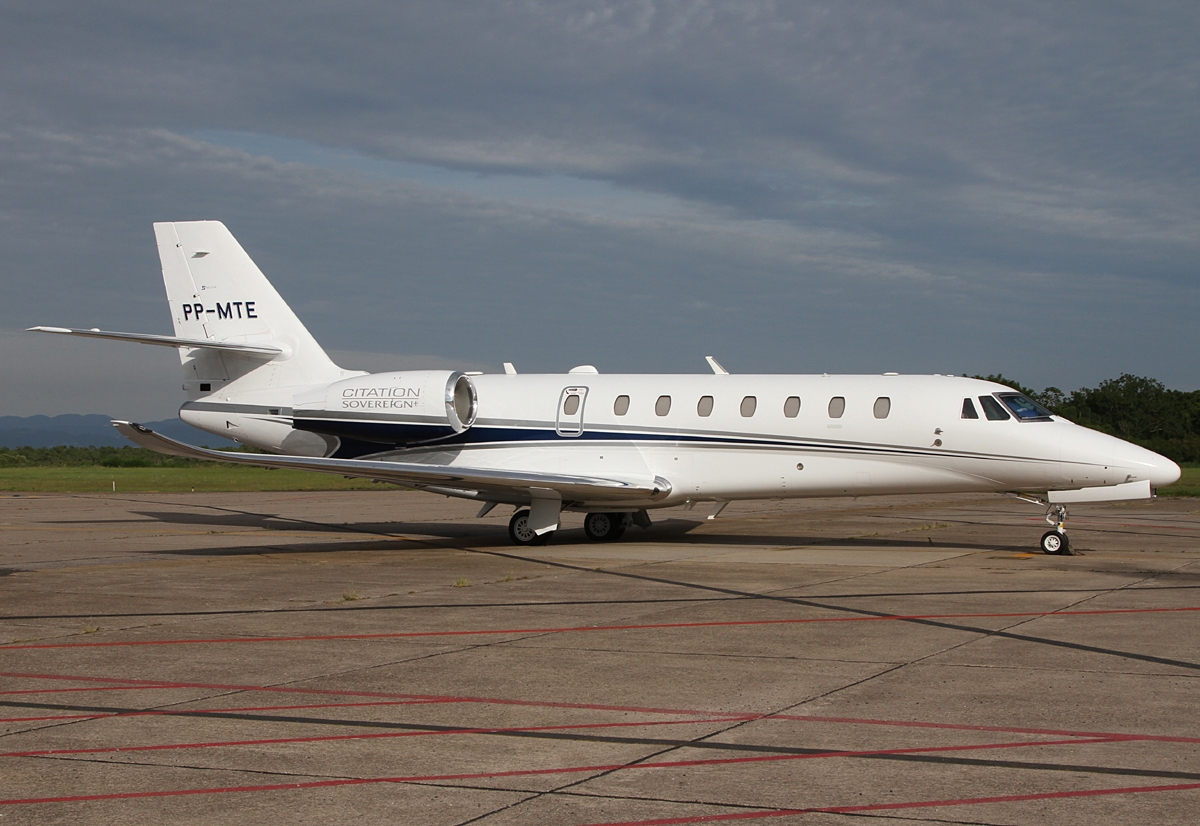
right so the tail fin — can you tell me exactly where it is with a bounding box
[154,221,354,398]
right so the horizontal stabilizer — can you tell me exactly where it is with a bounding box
[27,326,282,356]
[112,421,671,504]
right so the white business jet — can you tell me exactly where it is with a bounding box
[31,221,1181,555]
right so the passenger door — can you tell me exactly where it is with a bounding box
[556,386,588,437]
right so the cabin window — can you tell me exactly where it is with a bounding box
[563,394,580,416]
[978,396,1011,421]
[783,396,801,418]
[828,396,845,418]
[961,398,979,419]
[655,395,672,416]
[697,395,714,417]
[740,396,757,417]
[873,397,890,419]
[614,395,630,416]
[997,393,1054,421]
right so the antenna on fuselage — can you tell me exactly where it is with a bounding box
[705,356,729,375]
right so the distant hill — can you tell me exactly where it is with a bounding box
[0,414,237,449]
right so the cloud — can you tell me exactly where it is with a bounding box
[1,1,1198,418]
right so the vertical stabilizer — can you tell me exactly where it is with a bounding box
[154,221,355,399]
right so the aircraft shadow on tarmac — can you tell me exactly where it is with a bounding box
[128,509,1028,556]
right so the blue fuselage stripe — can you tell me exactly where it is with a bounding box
[293,417,983,462]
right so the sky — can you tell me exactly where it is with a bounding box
[2,1,1197,420]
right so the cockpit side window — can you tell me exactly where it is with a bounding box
[961,398,979,419]
[978,396,1011,421]
[996,392,1054,421]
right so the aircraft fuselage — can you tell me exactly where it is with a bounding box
[179,371,1180,512]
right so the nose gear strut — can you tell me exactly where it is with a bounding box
[1040,503,1071,555]
[1007,493,1075,555]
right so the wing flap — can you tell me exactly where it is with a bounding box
[28,327,282,355]
[112,421,671,503]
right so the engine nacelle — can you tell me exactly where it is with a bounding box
[292,370,478,447]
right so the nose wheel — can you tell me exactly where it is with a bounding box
[1040,529,1069,555]
[1040,504,1073,555]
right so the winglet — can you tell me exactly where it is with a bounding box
[705,356,729,375]
[112,421,231,460]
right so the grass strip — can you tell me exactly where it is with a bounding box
[1158,464,1200,497]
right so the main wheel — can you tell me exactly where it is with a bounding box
[1040,529,1069,555]
[584,512,626,542]
[509,509,550,546]
[608,517,627,542]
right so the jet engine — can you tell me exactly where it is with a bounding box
[292,370,478,447]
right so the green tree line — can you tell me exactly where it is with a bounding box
[978,374,1200,463]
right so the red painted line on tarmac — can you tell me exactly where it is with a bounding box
[1,716,729,758]
[0,698,472,725]
[3,606,1197,651]
[0,685,160,696]
[0,713,104,723]
[577,782,1200,824]
[762,713,1200,744]
[0,736,1116,806]
[1020,516,1199,531]
[0,671,754,720]
[5,670,1199,745]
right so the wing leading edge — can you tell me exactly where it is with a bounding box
[112,421,672,506]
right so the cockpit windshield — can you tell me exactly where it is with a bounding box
[978,396,1010,421]
[996,393,1054,421]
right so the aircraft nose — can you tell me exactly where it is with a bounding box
[1150,455,1182,488]
[1113,442,1181,488]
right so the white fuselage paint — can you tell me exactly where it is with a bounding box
[184,372,1181,512]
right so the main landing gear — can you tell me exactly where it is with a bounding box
[583,512,628,542]
[508,509,550,546]
[1039,503,1072,556]
[506,509,645,546]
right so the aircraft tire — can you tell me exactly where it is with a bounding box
[509,509,550,546]
[1040,529,1069,555]
[584,512,624,542]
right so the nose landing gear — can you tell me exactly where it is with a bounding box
[1009,494,1075,555]
[1040,503,1072,555]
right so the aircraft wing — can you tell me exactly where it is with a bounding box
[112,421,671,504]
[28,327,282,355]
